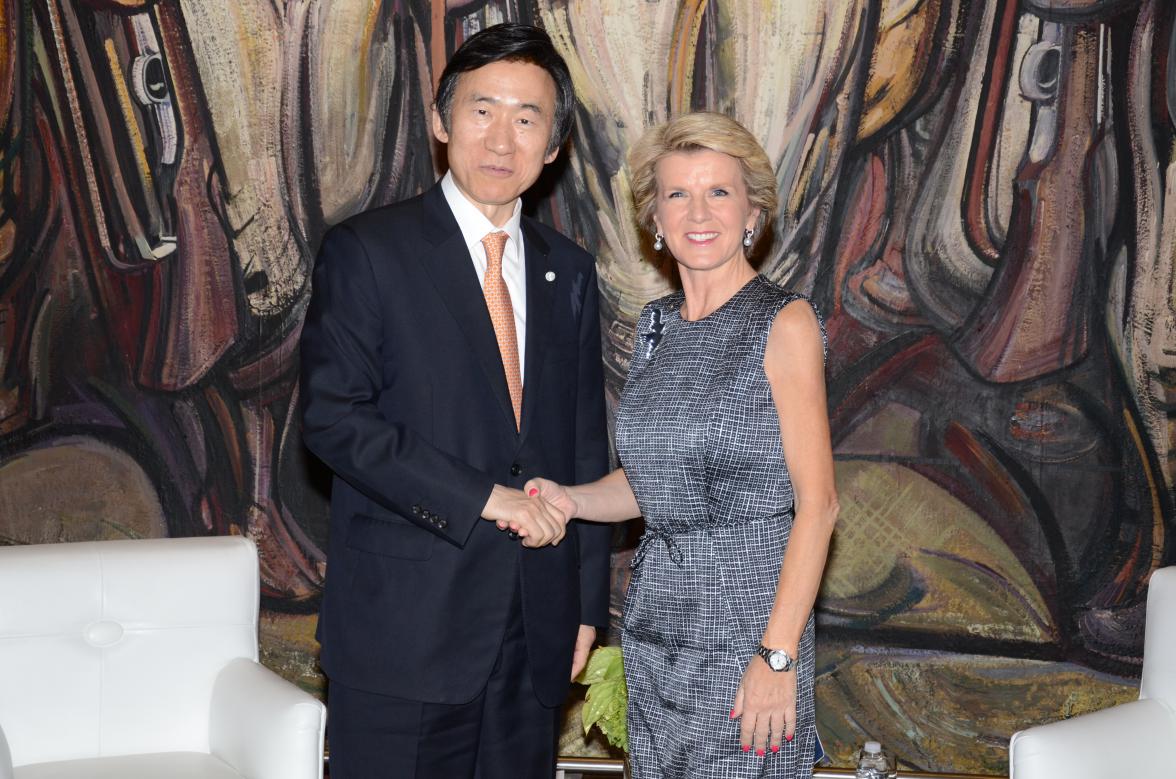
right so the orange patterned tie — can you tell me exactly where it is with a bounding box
[481,231,522,429]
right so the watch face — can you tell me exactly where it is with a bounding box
[769,651,788,671]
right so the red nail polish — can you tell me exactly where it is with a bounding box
[755,748,765,757]
[785,733,794,742]
[741,744,750,752]
[729,709,736,719]
[528,488,538,496]
[771,745,780,753]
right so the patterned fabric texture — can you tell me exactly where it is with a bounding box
[481,230,522,428]
[615,275,826,779]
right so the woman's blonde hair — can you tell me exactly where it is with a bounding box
[628,112,778,239]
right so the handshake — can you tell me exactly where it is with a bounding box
[481,479,576,548]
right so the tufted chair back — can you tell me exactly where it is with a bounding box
[0,537,263,767]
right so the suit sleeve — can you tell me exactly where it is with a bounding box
[573,263,614,627]
[300,223,495,547]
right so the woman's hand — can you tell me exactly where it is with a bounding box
[731,654,797,756]
[481,485,568,547]
[524,477,580,521]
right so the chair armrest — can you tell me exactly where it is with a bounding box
[1010,698,1176,779]
[0,722,13,779]
[209,657,326,779]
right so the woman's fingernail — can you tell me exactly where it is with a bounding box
[741,744,751,752]
[755,748,765,757]
[771,745,780,753]
[528,488,539,496]
[729,709,736,719]
[785,733,794,742]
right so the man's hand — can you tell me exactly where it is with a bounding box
[571,625,596,680]
[481,485,568,547]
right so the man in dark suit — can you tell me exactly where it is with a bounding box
[299,23,611,779]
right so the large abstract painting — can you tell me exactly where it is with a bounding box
[1,0,1173,773]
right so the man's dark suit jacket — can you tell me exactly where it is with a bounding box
[300,182,611,708]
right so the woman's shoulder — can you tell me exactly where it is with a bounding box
[631,291,683,362]
[633,290,684,333]
[744,277,820,319]
[643,289,686,315]
[749,278,827,355]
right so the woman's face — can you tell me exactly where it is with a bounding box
[652,149,759,275]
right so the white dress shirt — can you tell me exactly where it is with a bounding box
[440,171,527,379]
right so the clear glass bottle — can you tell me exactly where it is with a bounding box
[855,740,898,779]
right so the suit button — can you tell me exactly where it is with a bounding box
[412,505,422,516]
[436,518,448,529]
[510,463,522,476]
[423,510,433,520]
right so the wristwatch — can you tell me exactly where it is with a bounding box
[756,644,796,672]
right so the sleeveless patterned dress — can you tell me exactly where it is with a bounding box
[614,275,825,779]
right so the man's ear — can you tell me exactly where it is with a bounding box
[431,107,449,144]
[544,145,560,165]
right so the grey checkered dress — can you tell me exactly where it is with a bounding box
[615,276,823,779]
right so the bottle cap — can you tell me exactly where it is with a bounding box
[864,741,882,754]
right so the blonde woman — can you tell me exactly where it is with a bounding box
[524,112,838,778]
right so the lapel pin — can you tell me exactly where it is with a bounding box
[545,271,556,282]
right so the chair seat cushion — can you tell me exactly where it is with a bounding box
[13,752,243,779]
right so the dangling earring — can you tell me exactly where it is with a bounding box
[743,229,754,248]
[653,233,664,251]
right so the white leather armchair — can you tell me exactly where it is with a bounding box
[0,536,326,779]
[1009,567,1176,779]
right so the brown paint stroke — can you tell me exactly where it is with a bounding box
[952,23,1105,382]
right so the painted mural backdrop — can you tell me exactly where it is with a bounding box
[1,0,1173,773]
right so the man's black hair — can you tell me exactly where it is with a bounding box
[434,23,575,155]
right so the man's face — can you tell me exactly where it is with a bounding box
[432,60,560,226]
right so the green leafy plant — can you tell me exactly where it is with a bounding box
[575,645,628,753]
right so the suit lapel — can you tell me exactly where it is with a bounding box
[520,218,554,439]
[417,184,517,432]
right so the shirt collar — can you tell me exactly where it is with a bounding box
[441,171,523,255]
